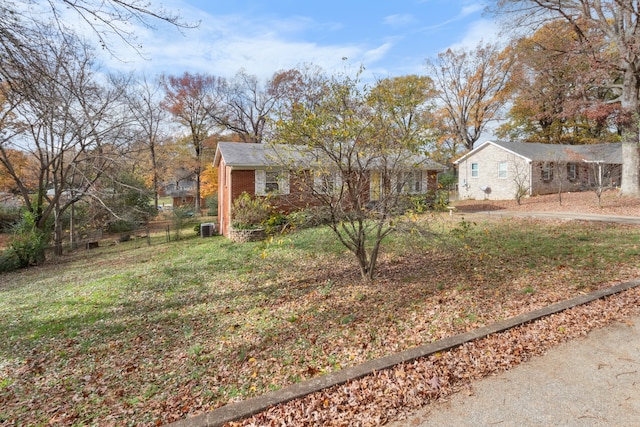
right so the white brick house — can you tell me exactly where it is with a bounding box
[455,140,622,200]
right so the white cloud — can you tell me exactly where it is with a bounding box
[96,4,370,79]
[384,14,415,28]
[448,18,502,51]
[460,3,486,17]
[362,42,394,65]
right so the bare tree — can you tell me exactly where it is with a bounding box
[0,0,194,65]
[426,42,514,151]
[0,28,133,257]
[124,74,170,208]
[509,156,530,205]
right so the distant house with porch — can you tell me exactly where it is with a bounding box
[454,140,623,200]
[213,142,446,238]
[162,168,204,208]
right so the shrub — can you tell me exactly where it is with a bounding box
[172,206,195,240]
[206,193,218,212]
[10,211,51,268]
[0,249,21,273]
[0,207,21,232]
[106,219,137,234]
[231,192,272,229]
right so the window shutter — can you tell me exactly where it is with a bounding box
[279,172,290,195]
[421,171,428,192]
[255,169,266,195]
[313,173,322,194]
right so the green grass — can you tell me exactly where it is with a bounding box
[0,216,639,425]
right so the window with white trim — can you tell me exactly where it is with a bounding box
[567,163,577,181]
[255,169,290,196]
[542,162,553,182]
[314,170,341,195]
[265,171,279,192]
[471,163,479,178]
[405,170,422,193]
[498,162,508,179]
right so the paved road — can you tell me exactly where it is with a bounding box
[472,211,640,225]
[387,316,640,427]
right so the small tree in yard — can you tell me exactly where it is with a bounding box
[275,69,438,282]
[511,158,530,205]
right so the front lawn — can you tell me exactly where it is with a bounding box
[1,215,639,425]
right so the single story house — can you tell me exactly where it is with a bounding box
[454,140,623,200]
[213,142,446,237]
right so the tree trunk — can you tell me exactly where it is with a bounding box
[53,207,63,256]
[620,141,640,197]
[619,65,640,197]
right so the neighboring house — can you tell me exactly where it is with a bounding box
[213,142,446,238]
[162,168,202,208]
[455,140,623,200]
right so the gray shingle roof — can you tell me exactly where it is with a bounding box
[457,140,622,164]
[214,142,310,168]
[215,142,446,171]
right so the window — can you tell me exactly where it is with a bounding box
[471,163,479,178]
[394,171,422,194]
[265,171,280,192]
[567,163,577,181]
[255,169,289,196]
[542,162,553,182]
[498,162,508,179]
[406,171,422,193]
[314,171,341,195]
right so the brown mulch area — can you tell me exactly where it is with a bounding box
[452,189,640,216]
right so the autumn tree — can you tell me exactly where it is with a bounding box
[426,42,514,152]
[492,0,640,196]
[275,70,439,282]
[497,19,621,144]
[161,72,223,213]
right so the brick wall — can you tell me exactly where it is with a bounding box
[457,144,607,201]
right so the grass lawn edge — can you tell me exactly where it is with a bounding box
[165,278,640,427]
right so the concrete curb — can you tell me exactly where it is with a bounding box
[165,279,640,427]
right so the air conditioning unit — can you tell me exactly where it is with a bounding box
[200,223,216,238]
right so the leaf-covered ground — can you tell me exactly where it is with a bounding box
[0,194,639,426]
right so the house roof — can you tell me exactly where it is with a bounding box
[214,141,447,171]
[454,140,623,165]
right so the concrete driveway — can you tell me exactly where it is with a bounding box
[388,315,640,427]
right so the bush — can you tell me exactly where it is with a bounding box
[438,171,457,189]
[231,192,272,229]
[0,207,20,232]
[172,206,195,240]
[206,193,218,212]
[106,219,137,234]
[404,190,449,214]
[0,249,21,273]
[10,211,51,268]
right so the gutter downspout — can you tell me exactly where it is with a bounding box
[528,160,533,196]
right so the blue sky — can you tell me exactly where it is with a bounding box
[100,0,500,80]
